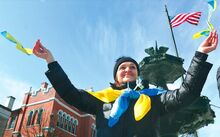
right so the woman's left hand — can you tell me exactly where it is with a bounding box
[198,30,218,54]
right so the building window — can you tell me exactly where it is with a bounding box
[32,110,38,125]
[66,115,70,131]
[73,120,78,135]
[8,116,16,129]
[62,113,66,129]
[27,111,33,126]
[64,114,68,130]
[56,110,78,134]
[57,111,62,127]
[36,109,43,124]
[69,118,74,133]
[91,124,97,137]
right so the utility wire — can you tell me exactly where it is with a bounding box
[210,104,220,109]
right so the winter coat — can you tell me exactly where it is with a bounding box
[45,51,212,137]
[216,66,220,94]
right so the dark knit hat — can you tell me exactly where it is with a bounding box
[113,56,140,80]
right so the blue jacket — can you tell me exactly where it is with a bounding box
[45,51,212,137]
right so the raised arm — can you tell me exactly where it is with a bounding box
[33,40,101,115]
[160,30,218,113]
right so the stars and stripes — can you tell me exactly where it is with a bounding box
[170,12,202,28]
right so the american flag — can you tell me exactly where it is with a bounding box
[170,12,202,28]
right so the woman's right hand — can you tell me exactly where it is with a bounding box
[33,40,55,64]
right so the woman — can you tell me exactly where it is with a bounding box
[33,31,218,137]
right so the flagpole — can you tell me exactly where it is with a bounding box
[164,6,199,137]
[165,5,184,81]
[165,5,180,57]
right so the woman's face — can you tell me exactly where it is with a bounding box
[115,62,138,86]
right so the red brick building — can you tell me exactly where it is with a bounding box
[3,82,97,137]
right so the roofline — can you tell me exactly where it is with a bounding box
[0,104,11,111]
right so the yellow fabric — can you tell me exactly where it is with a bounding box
[193,29,211,39]
[1,31,33,55]
[87,87,151,121]
[5,32,17,43]
[88,87,124,103]
[16,43,33,55]
[134,94,151,121]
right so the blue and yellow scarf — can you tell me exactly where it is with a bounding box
[88,87,166,127]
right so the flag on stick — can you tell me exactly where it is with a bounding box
[170,12,201,28]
